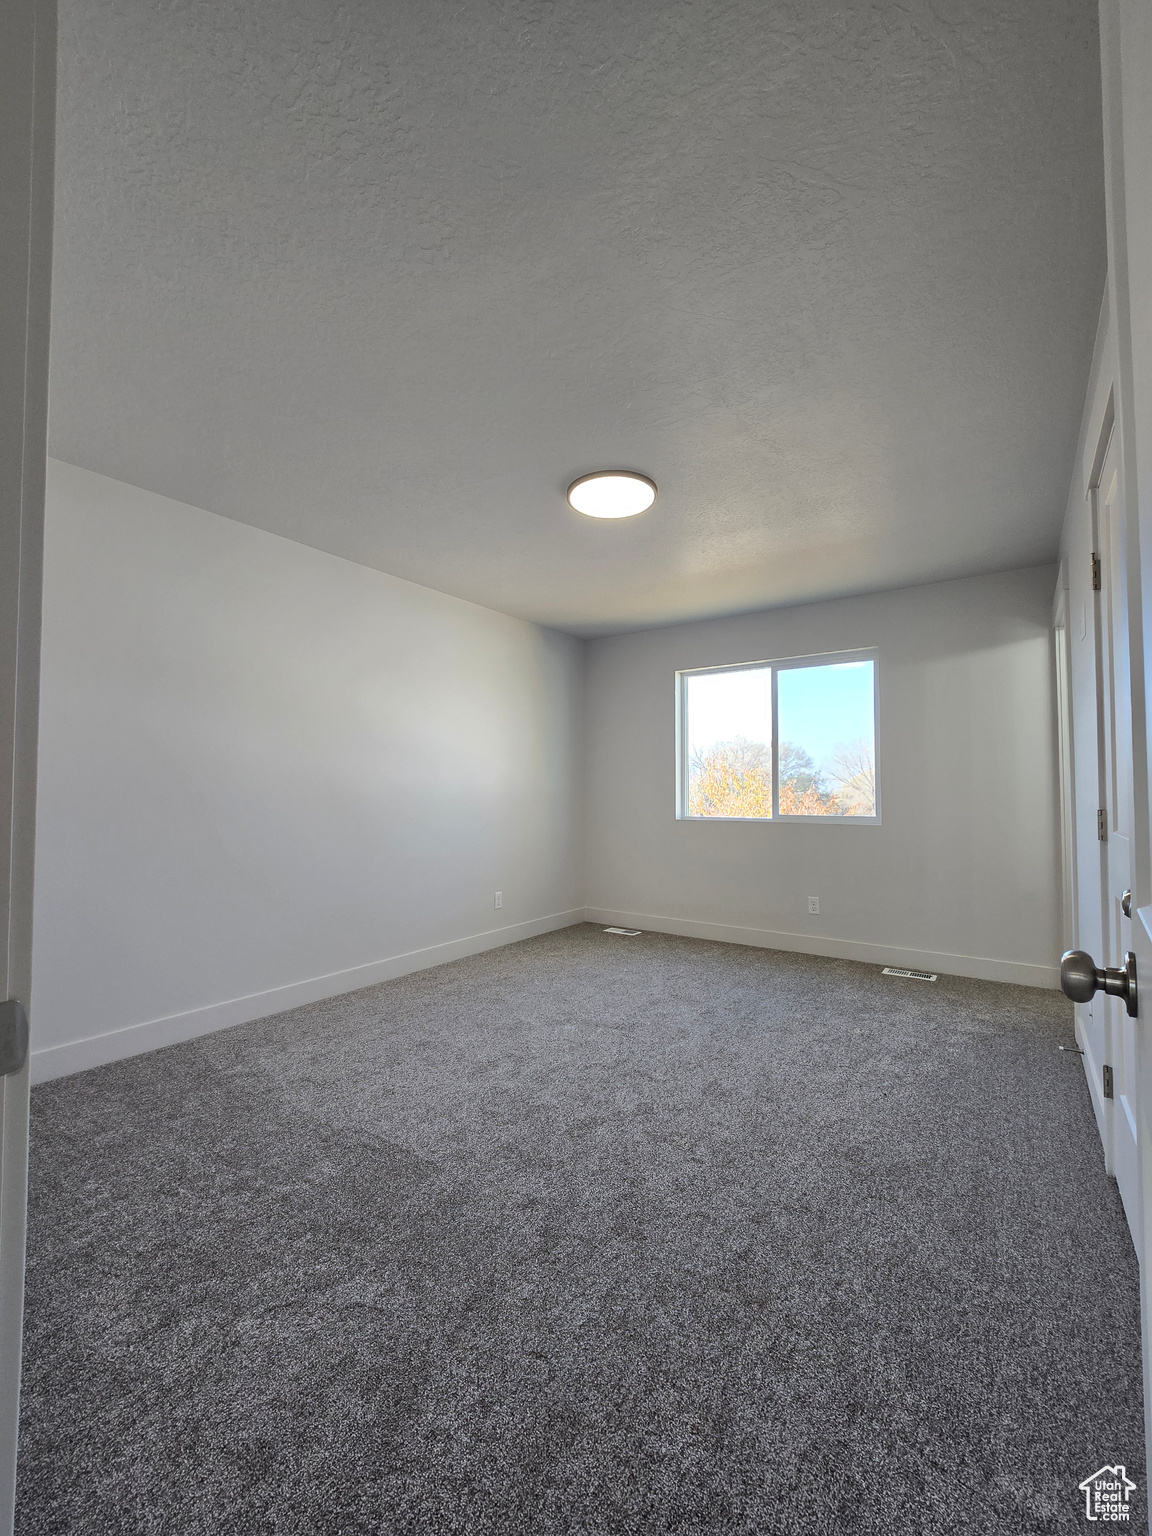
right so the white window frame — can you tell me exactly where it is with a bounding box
[675,647,880,824]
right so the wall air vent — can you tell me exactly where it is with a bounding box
[881,967,937,982]
[603,927,642,936]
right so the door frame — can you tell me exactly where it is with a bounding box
[0,1,55,1530]
[1063,301,1121,1169]
[1053,562,1076,953]
[1096,5,1152,1519]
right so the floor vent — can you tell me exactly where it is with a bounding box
[882,966,938,982]
[603,927,642,936]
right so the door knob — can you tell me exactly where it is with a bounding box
[1122,889,1133,918]
[1060,950,1138,1017]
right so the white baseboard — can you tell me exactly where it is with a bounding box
[33,902,1059,1084]
[30,908,587,1084]
[584,906,1061,989]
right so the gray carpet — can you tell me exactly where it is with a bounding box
[14,925,1144,1534]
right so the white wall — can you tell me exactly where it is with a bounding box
[30,461,584,1080]
[584,566,1062,987]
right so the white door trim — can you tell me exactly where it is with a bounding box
[0,1,55,1530]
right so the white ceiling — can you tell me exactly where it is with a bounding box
[50,0,1105,636]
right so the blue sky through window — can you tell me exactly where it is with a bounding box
[777,661,874,777]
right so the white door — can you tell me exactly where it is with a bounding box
[1067,437,1114,1168]
[0,2,55,1532]
[1096,430,1142,1242]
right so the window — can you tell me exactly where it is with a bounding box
[678,652,878,821]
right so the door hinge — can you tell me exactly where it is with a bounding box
[1091,553,1102,591]
[0,998,28,1076]
[1099,808,1108,841]
[1103,1063,1114,1100]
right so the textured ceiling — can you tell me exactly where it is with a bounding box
[50,0,1105,635]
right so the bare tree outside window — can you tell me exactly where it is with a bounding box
[828,738,876,817]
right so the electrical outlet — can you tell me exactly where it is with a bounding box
[808,895,820,915]
[494,891,503,910]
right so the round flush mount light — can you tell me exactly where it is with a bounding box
[567,470,657,519]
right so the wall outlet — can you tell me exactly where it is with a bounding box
[808,895,820,915]
[494,891,503,910]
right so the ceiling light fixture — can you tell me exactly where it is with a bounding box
[567,471,657,519]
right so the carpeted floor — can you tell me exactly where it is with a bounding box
[14,925,1144,1535]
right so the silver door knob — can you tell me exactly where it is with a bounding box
[1122,889,1133,918]
[1060,949,1138,1017]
